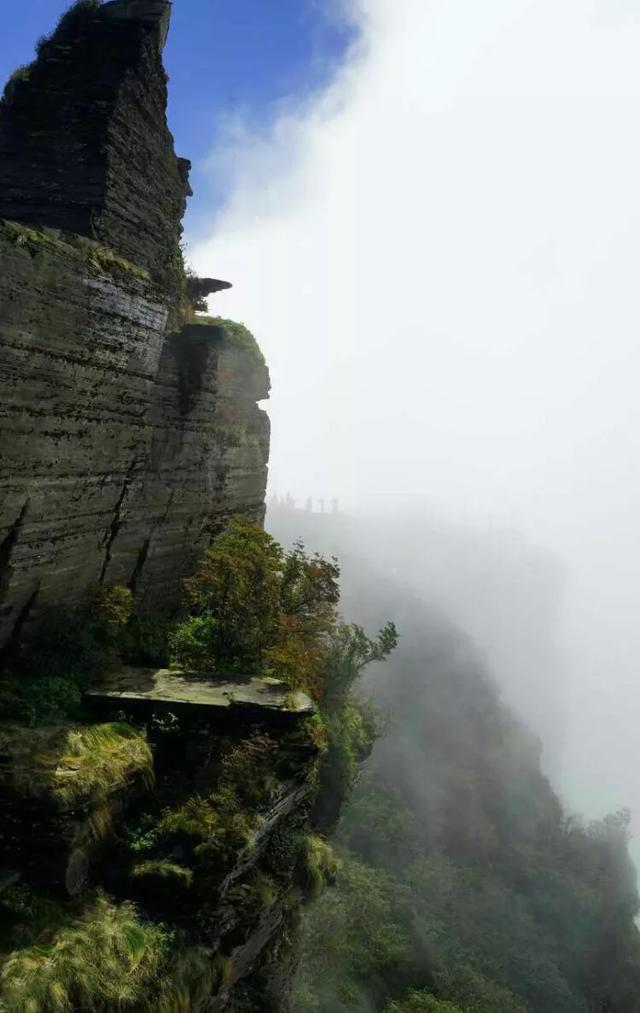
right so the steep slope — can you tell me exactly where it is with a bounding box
[0,1,269,653]
[266,507,640,1012]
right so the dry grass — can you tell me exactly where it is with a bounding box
[0,722,154,811]
[0,894,167,1012]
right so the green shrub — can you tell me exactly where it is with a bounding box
[168,614,218,671]
[174,517,285,674]
[170,518,392,706]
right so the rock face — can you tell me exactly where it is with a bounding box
[0,694,319,1011]
[0,4,271,653]
[0,7,323,1009]
[0,0,187,287]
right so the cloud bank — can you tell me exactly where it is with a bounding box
[191,0,640,834]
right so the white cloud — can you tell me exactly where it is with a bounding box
[191,0,640,829]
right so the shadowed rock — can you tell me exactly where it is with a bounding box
[187,276,233,311]
[0,0,187,286]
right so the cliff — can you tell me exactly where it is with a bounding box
[0,4,325,1010]
[0,0,186,287]
[0,1,270,654]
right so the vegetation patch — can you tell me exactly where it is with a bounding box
[0,893,168,1013]
[131,859,194,888]
[152,733,282,870]
[301,835,342,899]
[189,315,266,366]
[0,219,150,282]
[292,577,640,1013]
[384,992,464,1013]
[0,721,153,810]
[0,584,171,725]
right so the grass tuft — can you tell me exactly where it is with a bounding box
[131,860,194,888]
[0,722,154,814]
[0,894,168,1012]
[302,835,342,898]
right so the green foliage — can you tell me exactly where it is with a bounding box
[0,584,171,724]
[94,583,133,629]
[384,991,463,1013]
[168,613,219,671]
[70,233,150,281]
[292,857,413,1012]
[154,942,217,1012]
[149,733,281,871]
[302,835,342,899]
[118,611,172,667]
[173,517,284,674]
[294,590,640,1013]
[0,886,214,1012]
[169,519,396,837]
[322,621,398,708]
[314,697,379,829]
[170,517,394,720]
[171,519,343,695]
[190,316,266,365]
[1,593,120,724]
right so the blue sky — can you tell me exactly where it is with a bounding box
[0,0,355,230]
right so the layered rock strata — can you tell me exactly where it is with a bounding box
[0,223,270,651]
[0,2,270,652]
[0,0,187,286]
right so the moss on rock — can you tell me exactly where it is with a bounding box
[190,315,266,366]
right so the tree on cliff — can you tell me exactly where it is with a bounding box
[169,516,397,705]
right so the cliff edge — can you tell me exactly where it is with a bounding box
[0,0,270,654]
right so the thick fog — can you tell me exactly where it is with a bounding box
[191,0,640,854]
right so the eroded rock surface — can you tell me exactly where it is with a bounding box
[87,667,314,717]
[0,0,186,286]
[0,1,271,652]
[0,6,321,1009]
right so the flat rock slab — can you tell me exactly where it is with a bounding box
[86,667,314,717]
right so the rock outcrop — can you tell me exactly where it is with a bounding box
[0,6,331,1009]
[0,0,187,287]
[0,682,319,1011]
[0,3,270,653]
